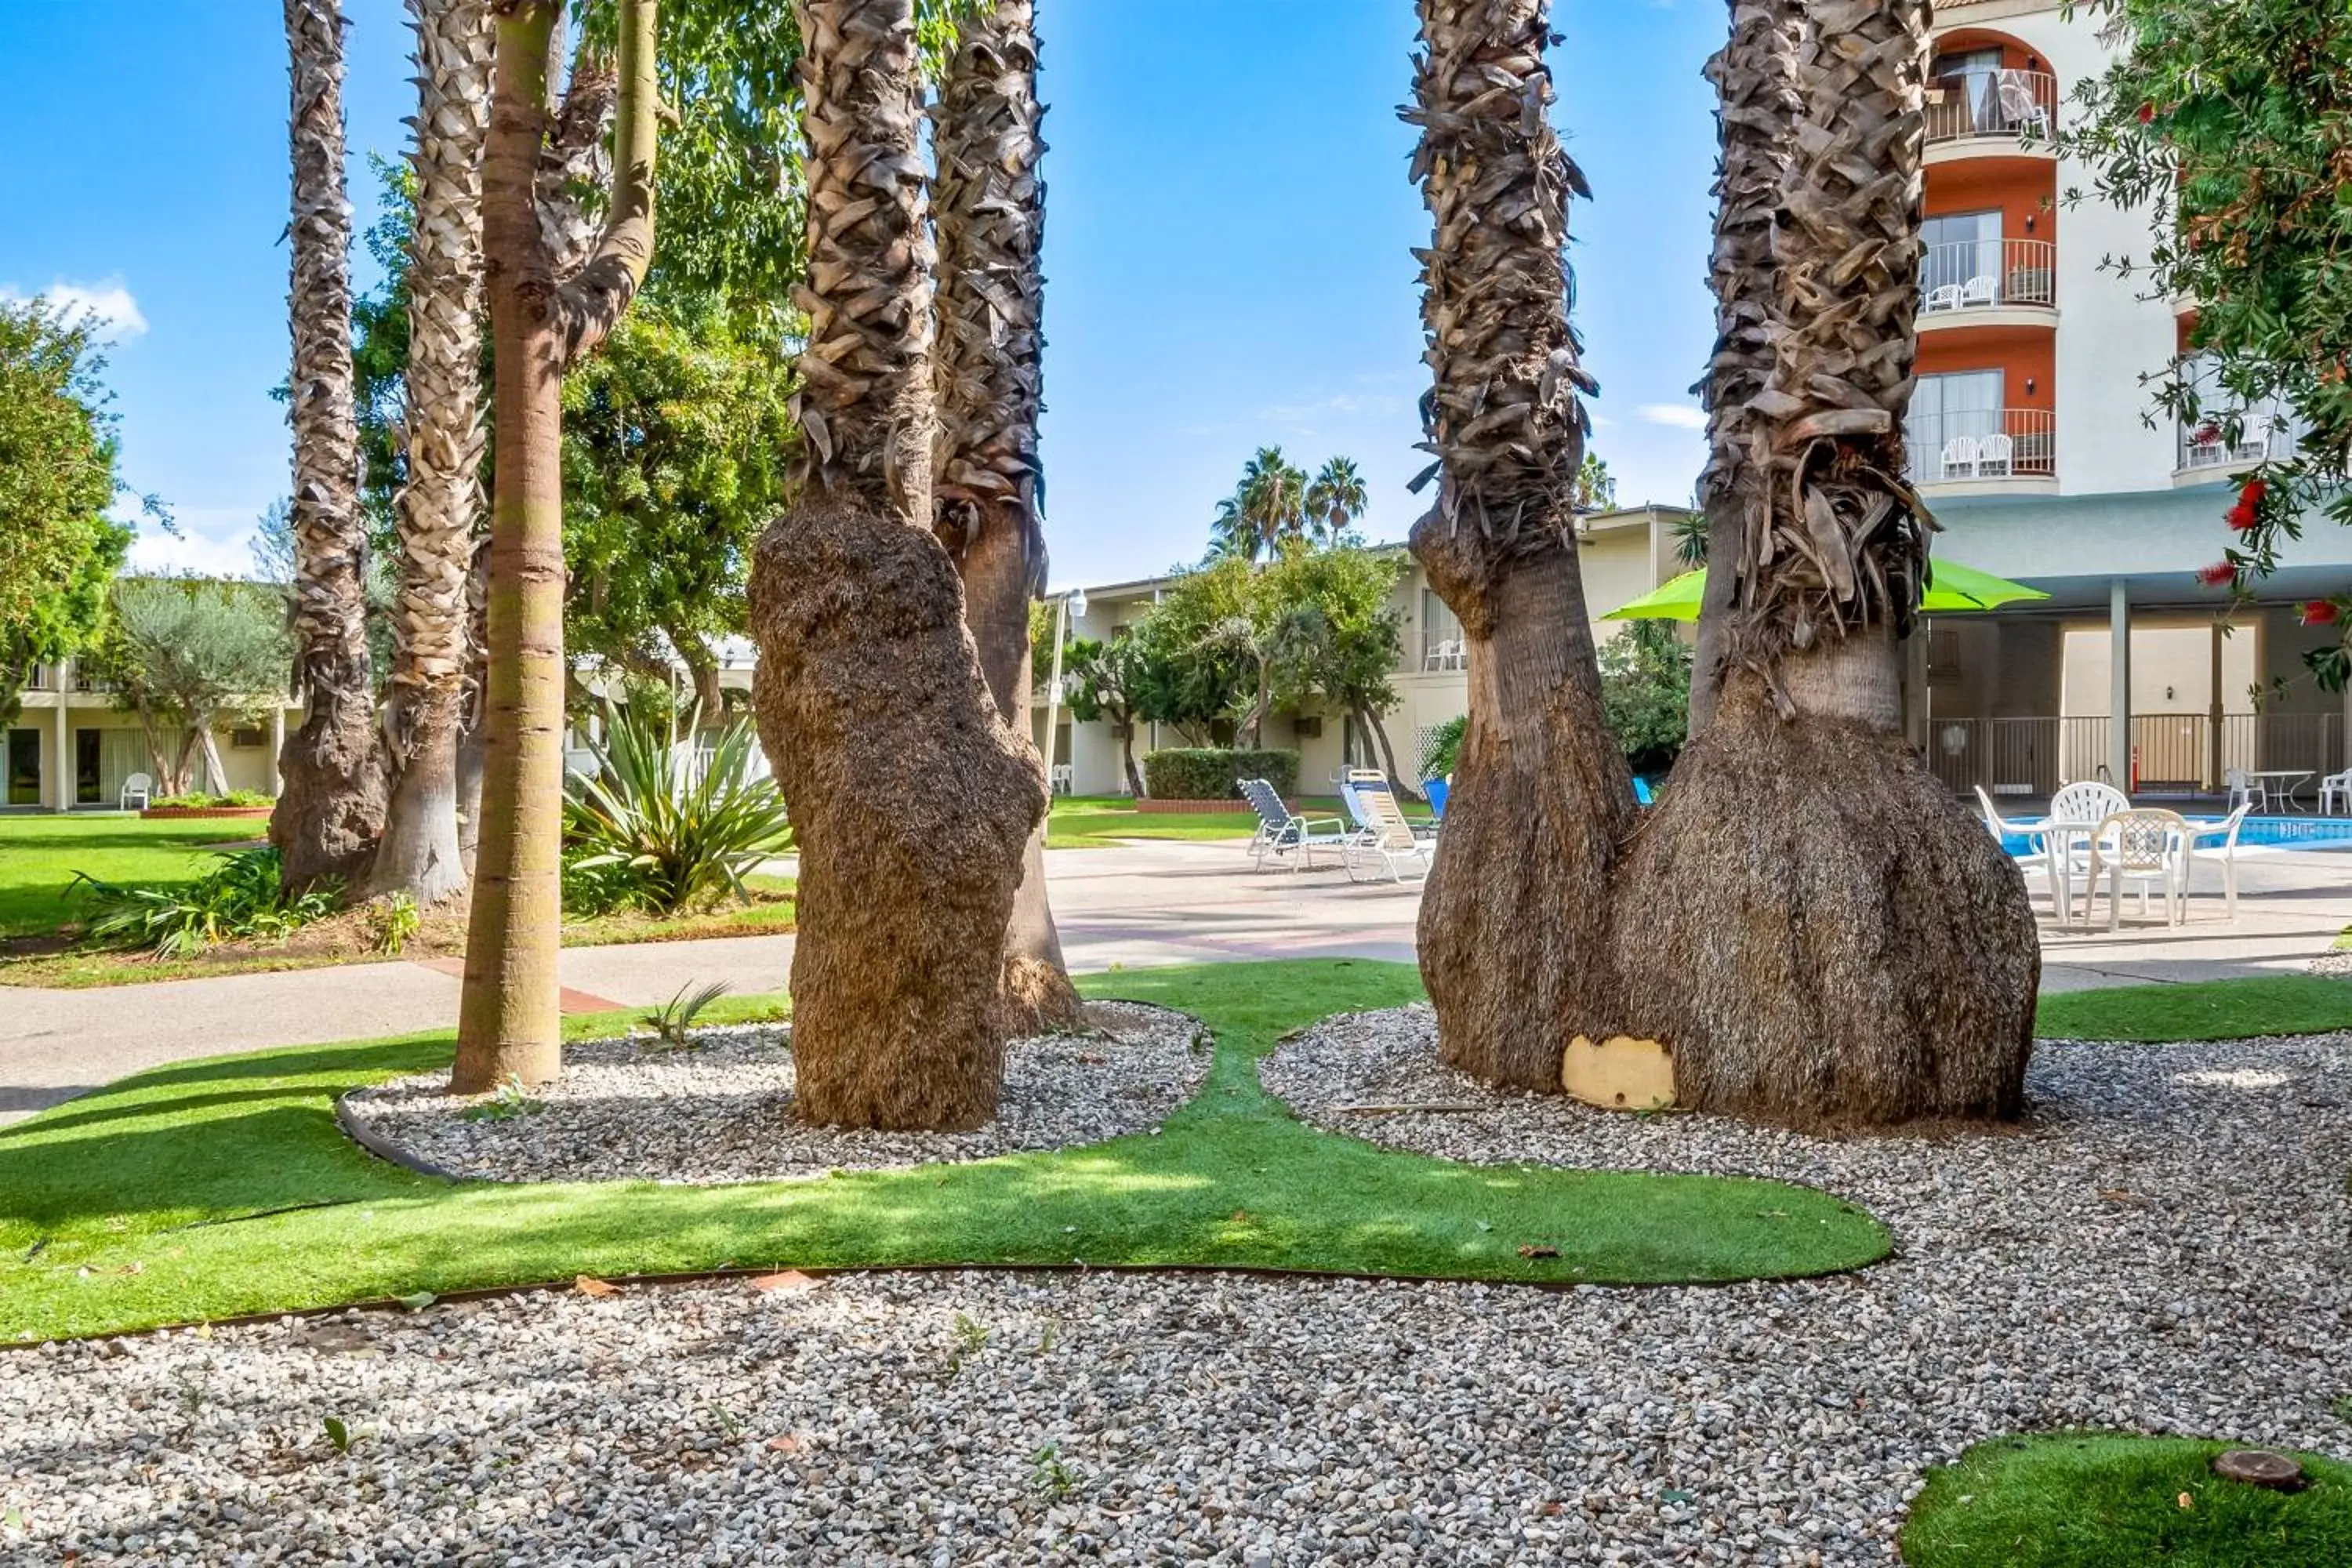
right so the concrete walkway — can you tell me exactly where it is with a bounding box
[4,835,2347,1124]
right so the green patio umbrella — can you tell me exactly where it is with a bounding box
[1602,559,2047,622]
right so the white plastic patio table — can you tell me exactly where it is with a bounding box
[2016,818,2103,930]
[2251,770,2310,811]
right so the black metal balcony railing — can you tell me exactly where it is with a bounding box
[1926,69,2057,147]
[1906,408,2056,485]
[2178,405,2299,474]
[1919,238,2056,314]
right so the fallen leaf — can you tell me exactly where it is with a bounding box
[1518,1245,1561,1259]
[750,1270,817,1293]
[394,1290,436,1312]
[766,1433,804,1453]
[1229,1209,1251,1224]
[2178,1491,2195,1510]
[574,1275,619,1298]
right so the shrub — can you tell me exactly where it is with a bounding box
[70,848,339,957]
[1142,747,1301,800]
[564,702,793,915]
[147,790,272,810]
[1421,714,1465,781]
[1599,621,1693,777]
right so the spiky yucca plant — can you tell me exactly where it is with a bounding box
[564,705,792,916]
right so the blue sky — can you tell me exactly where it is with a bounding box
[0,0,1722,590]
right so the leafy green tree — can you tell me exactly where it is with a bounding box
[1062,633,1149,794]
[2061,0,2352,683]
[1265,546,1412,789]
[563,291,795,711]
[1597,621,1691,777]
[1574,452,1617,513]
[96,579,294,796]
[0,299,136,729]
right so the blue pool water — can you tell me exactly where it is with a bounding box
[1998,815,2352,858]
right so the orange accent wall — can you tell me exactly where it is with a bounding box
[1934,31,2047,73]
[1917,326,2055,415]
[1925,159,2056,249]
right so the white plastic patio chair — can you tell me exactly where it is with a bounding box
[1922,283,1963,314]
[2223,767,2268,814]
[2319,768,2352,815]
[2086,808,2194,930]
[2237,411,2275,463]
[1339,772,1431,884]
[2044,780,2132,926]
[2183,801,2253,920]
[119,772,152,811]
[1940,436,1980,480]
[1998,69,2053,138]
[1976,432,2014,477]
[1959,274,1999,309]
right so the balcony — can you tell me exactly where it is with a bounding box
[1925,70,2057,161]
[24,665,57,692]
[1906,408,2058,494]
[2176,405,2299,481]
[1918,238,2056,330]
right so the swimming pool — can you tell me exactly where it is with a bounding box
[1997,815,2352,857]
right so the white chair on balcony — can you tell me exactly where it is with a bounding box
[1940,435,1980,481]
[1959,273,1999,310]
[2320,768,2352,815]
[1976,431,2014,477]
[1923,283,1963,314]
[1997,69,2052,138]
[2236,411,2275,463]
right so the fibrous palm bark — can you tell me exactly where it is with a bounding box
[1612,0,2037,1124]
[275,0,387,893]
[1403,0,1632,1091]
[451,0,659,1092]
[371,0,494,908]
[931,0,1083,1036]
[748,0,1045,1130]
[1689,0,1795,734]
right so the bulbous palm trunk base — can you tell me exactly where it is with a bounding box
[1612,679,2039,1127]
[1417,550,1633,1091]
[749,499,1047,1131]
[272,684,386,895]
[1002,827,1087,1036]
[370,688,468,906]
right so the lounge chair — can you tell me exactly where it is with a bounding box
[1424,775,1450,821]
[1339,771,1431,884]
[1632,777,1655,807]
[1238,778,1346,872]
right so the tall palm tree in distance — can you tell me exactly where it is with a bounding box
[274,0,387,893]
[1305,456,1368,543]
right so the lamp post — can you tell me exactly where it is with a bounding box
[1039,586,1087,794]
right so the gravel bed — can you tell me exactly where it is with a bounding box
[2,1012,2343,1564]
[2306,947,2352,976]
[340,1001,1208,1185]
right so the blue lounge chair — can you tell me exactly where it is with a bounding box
[1425,776,1450,820]
[1238,778,1347,871]
[1632,777,1655,807]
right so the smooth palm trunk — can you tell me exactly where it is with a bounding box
[1613,633,2038,1123]
[372,688,468,906]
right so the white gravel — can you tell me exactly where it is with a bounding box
[340,1001,1208,1184]
[1,1007,2344,1564]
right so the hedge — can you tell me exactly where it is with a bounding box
[1142,748,1301,800]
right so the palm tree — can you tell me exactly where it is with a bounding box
[1610,0,2037,1123]
[1210,446,1309,561]
[1305,456,1367,544]
[369,0,493,909]
[1401,0,1632,1091]
[1670,508,1709,568]
[274,0,387,894]
[931,0,1083,1035]
[449,0,659,1093]
[746,0,1045,1131]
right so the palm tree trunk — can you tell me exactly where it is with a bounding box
[372,0,493,909]
[1610,0,2038,1125]
[932,0,1081,1036]
[274,0,387,894]
[748,0,1047,1130]
[1689,0,1794,735]
[1406,0,1632,1091]
[452,0,658,1093]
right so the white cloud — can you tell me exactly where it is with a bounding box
[0,276,148,339]
[1258,391,1408,426]
[1635,401,1707,430]
[124,504,270,579]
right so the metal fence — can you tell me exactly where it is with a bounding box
[1926,712,2345,800]
[1919,238,2056,314]
[1906,408,2056,486]
[1926,68,2056,147]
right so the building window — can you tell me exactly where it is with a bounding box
[1421,590,1465,670]
[230,726,268,750]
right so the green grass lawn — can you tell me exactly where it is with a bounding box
[0,812,245,940]
[1045,792,1428,849]
[2034,974,2352,1042]
[0,959,1888,1342]
[1903,1433,2352,1567]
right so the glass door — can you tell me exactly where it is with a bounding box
[5,729,40,806]
[1911,371,2006,479]
[1922,209,2001,303]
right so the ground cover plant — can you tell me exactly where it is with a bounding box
[1902,1433,2352,1567]
[0,960,1887,1341]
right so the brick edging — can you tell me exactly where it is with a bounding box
[140,806,274,820]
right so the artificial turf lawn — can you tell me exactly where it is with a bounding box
[2034,974,2352,1043]
[1901,1433,2352,1567]
[0,960,1889,1341]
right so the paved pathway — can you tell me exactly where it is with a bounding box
[4,835,2347,1123]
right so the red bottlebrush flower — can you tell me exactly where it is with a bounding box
[2240,477,2268,507]
[2227,503,2259,532]
[2303,600,2339,626]
[2198,561,2238,586]
[2138,101,2155,124]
